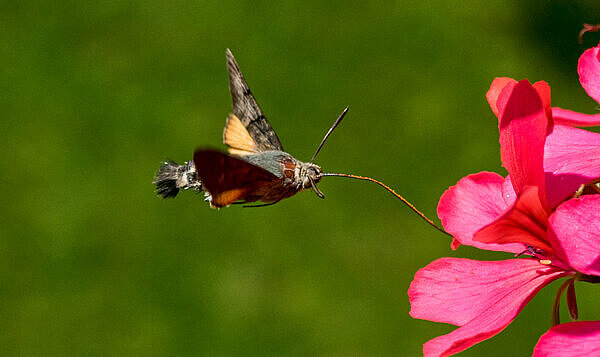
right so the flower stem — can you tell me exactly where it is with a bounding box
[552,277,576,326]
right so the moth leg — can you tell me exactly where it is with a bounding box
[243,198,283,208]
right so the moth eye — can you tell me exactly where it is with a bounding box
[284,169,294,179]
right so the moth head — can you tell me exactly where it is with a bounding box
[301,163,322,187]
[299,162,324,198]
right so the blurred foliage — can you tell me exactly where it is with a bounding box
[2,0,600,355]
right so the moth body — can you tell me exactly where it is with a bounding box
[240,151,323,203]
[154,49,325,208]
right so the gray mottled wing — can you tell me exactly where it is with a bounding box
[226,49,283,152]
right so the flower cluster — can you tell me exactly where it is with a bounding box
[408,42,600,356]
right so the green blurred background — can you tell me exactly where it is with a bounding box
[3,1,600,355]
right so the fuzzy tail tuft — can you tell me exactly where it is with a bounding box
[153,160,202,198]
[153,161,182,198]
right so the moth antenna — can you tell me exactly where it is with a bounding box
[321,173,451,236]
[310,106,349,163]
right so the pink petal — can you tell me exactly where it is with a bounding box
[501,176,517,207]
[474,186,551,253]
[578,43,600,104]
[544,124,600,207]
[533,81,552,112]
[533,321,600,357]
[437,172,523,253]
[499,79,549,207]
[487,79,551,122]
[552,107,600,127]
[487,77,517,117]
[408,258,569,357]
[548,195,600,275]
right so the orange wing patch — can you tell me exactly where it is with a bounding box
[223,114,258,156]
[210,187,249,208]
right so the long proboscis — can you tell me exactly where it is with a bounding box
[321,173,451,236]
[310,106,349,163]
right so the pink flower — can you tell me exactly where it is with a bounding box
[485,41,600,209]
[487,86,600,210]
[533,321,600,356]
[408,79,600,356]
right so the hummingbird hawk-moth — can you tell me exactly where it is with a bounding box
[153,49,345,208]
[152,49,450,235]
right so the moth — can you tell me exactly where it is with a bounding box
[152,49,449,236]
[153,49,346,208]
